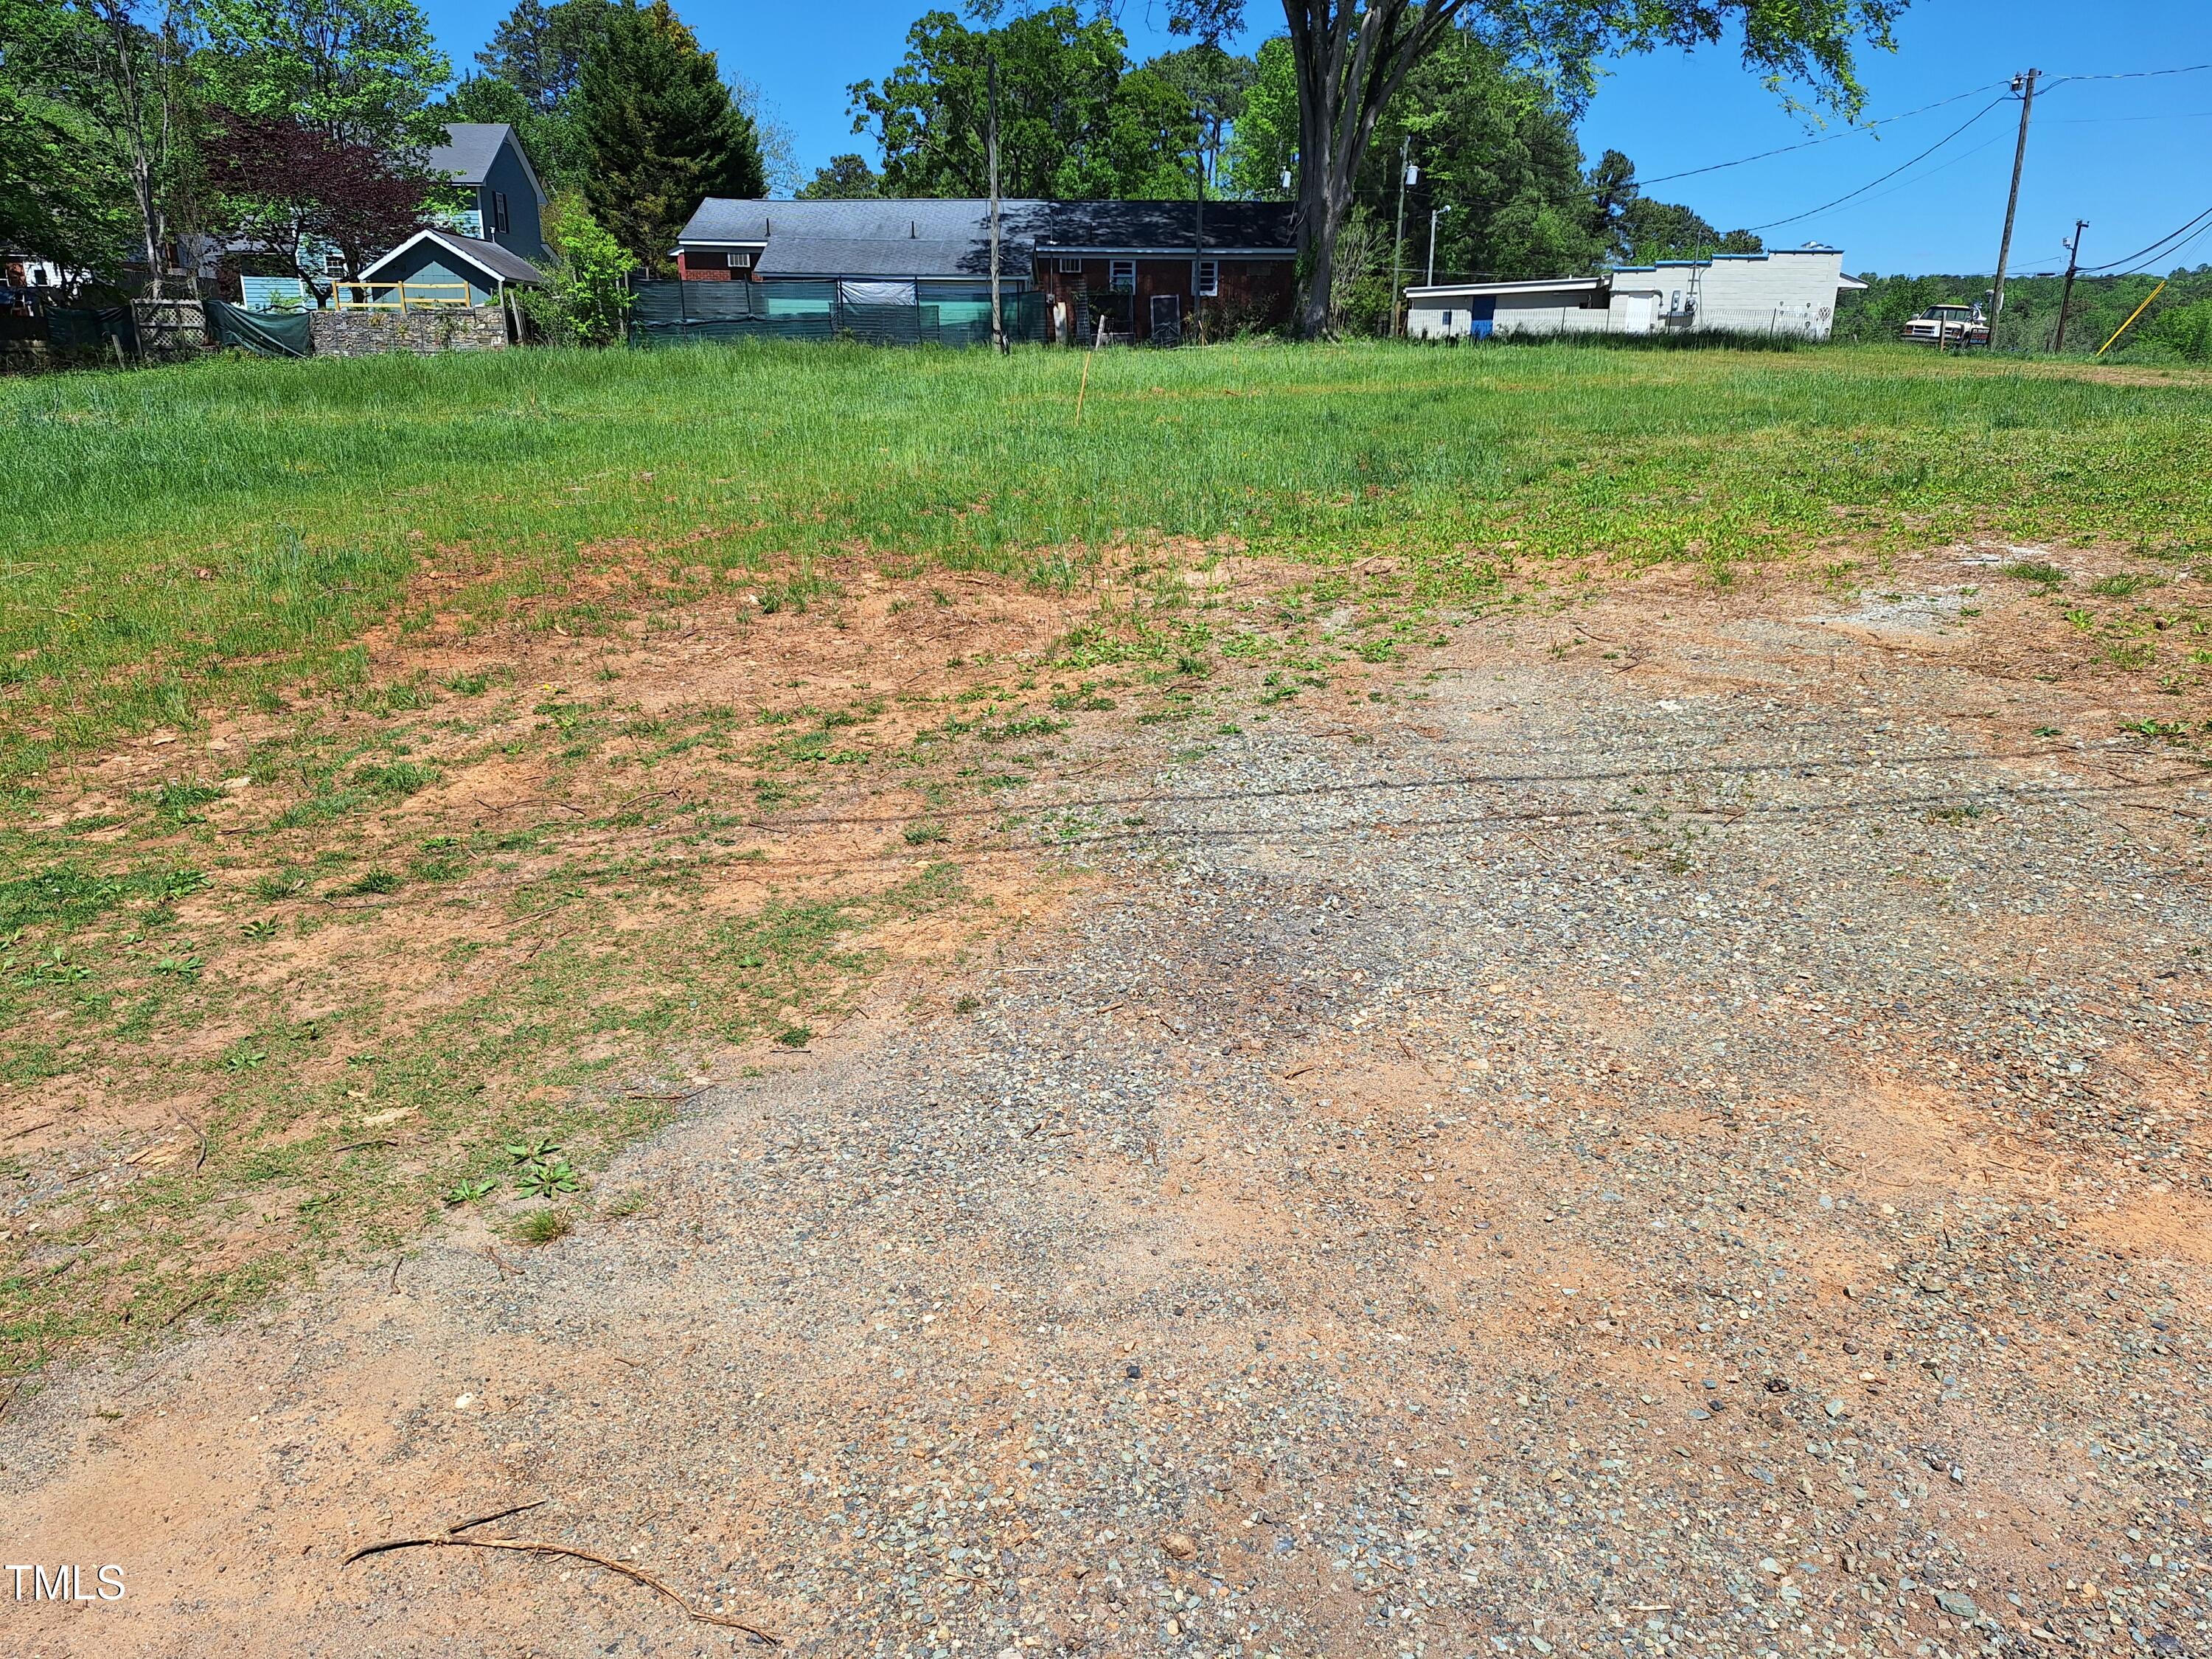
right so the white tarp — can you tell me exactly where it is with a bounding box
[838,280,917,307]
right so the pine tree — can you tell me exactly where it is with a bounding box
[577,0,762,272]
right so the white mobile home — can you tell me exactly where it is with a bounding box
[1405,244,1866,342]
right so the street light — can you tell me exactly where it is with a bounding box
[1427,204,1451,286]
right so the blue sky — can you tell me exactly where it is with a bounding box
[424,0,2212,275]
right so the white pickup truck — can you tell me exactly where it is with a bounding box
[1901,302,1990,347]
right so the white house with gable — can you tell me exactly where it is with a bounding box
[1405,244,1866,342]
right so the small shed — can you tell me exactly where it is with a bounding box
[355,231,545,310]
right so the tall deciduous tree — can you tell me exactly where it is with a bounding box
[476,0,608,111]
[0,0,141,286]
[576,0,762,271]
[850,6,1199,199]
[1171,0,1908,337]
[196,0,450,149]
[1357,29,1599,288]
[3,0,203,294]
[797,152,883,198]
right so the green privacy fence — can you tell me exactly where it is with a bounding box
[629,281,1048,349]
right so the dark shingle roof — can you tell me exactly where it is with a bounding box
[675,198,1295,277]
[1031,200,1294,252]
[426,124,512,187]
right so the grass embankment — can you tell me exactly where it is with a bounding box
[0,338,2208,1377]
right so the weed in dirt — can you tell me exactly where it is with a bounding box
[512,1207,573,1245]
[2001,560,2068,587]
[903,821,949,846]
[2088,573,2160,597]
[515,1158,582,1199]
[147,781,224,824]
[599,1187,652,1220]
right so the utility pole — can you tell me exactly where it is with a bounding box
[2051,219,2087,352]
[1426,204,1450,285]
[1989,68,2039,341]
[1390,137,1413,337]
[987,55,1004,354]
[1192,106,1207,341]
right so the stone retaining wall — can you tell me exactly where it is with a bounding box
[307,305,509,358]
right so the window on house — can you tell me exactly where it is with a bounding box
[324,251,347,277]
[493,192,510,234]
[1109,259,1135,291]
[728,249,752,270]
[1197,260,1219,297]
[1057,257,1084,274]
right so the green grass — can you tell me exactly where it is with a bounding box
[4,338,2209,782]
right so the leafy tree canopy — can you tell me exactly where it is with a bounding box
[203,106,434,281]
[0,0,143,280]
[1169,0,1908,335]
[517,189,634,342]
[197,0,451,149]
[797,152,883,198]
[475,0,609,113]
[849,6,1200,199]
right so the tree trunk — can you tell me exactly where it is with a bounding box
[92,0,172,300]
[1281,0,1461,339]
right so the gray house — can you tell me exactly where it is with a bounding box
[425,122,546,262]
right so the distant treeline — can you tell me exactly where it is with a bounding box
[1837,268,2212,361]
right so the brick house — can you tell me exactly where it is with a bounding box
[670,198,1296,344]
[1025,201,1295,344]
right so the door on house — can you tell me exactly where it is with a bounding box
[1149,292,1181,346]
[1470,295,1496,338]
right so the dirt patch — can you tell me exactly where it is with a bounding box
[3,566,2210,1655]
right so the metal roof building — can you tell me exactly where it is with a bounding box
[1405,245,1867,342]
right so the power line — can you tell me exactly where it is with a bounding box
[2042,63,2212,87]
[1739,98,2009,233]
[2083,204,2212,272]
[1624,61,2212,206]
[1820,130,2011,218]
[2046,109,2212,125]
[1632,80,2007,187]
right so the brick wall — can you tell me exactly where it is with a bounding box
[307,305,509,358]
[1032,254,1295,344]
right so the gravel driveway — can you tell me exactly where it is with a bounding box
[6,570,2208,1659]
